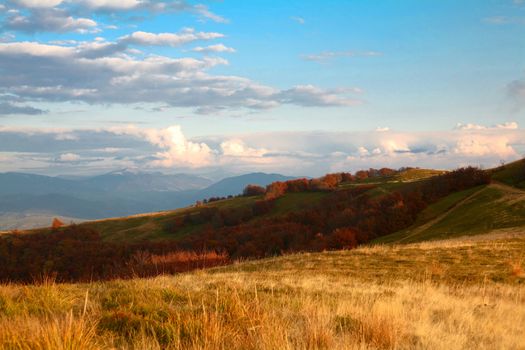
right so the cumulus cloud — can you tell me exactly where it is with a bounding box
[2,0,229,36]
[0,39,361,113]
[140,125,215,168]
[79,0,141,10]
[0,123,523,176]
[453,135,516,157]
[14,0,64,8]
[120,28,224,47]
[0,0,358,115]
[191,44,236,53]
[4,8,98,34]
[220,139,267,158]
[57,152,80,161]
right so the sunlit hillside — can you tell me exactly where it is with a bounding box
[1,234,524,349]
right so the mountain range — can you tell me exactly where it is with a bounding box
[0,170,296,230]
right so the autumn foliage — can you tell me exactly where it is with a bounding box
[0,225,228,283]
[51,218,64,229]
[0,166,490,283]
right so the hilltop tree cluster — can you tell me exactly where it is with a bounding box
[177,167,490,258]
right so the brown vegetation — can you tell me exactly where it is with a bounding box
[0,235,524,349]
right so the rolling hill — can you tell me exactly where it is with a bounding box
[375,159,525,244]
[37,162,516,245]
[1,233,523,349]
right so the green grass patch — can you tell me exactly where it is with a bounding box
[491,159,525,189]
[271,192,330,215]
[374,186,486,244]
[377,184,525,244]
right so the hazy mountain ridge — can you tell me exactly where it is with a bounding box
[0,171,297,229]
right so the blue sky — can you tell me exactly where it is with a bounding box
[0,0,524,176]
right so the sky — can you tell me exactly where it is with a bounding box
[0,0,524,177]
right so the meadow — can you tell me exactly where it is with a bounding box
[1,233,524,349]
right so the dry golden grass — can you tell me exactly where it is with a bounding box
[1,235,525,349]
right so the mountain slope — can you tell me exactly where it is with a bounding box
[490,158,525,189]
[80,170,213,192]
[375,183,525,244]
[195,172,297,199]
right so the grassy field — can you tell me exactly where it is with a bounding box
[375,182,525,244]
[1,233,524,349]
[490,159,525,189]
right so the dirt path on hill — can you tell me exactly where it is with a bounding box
[491,181,525,205]
[399,182,525,243]
[398,186,487,243]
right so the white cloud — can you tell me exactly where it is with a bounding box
[193,4,229,23]
[0,123,523,175]
[496,122,519,129]
[58,152,80,161]
[455,123,487,130]
[220,139,267,158]
[120,28,224,47]
[454,135,516,157]
[143,125,215,167]
[14,0,64,8]
[376,127,390,132]
[5,8,98,33]
[80,0,141,10]
[0,40,361,113]
[192,44,236,53]
[357,146,369,157]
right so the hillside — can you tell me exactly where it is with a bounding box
[4,163,524,284]
[35,167,444,242]
[375,159,525,244]
[489,158,525,189]
[1,234,523,349]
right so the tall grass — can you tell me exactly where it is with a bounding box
[1,236,524,349]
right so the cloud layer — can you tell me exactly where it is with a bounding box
[0,123,522,176]
[0,35,361,115]
[0,0,361,116]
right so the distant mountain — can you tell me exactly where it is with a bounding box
[196,172,297,199]
[0,171,297,229]
[81,169,213,193]
[0,173,83,196]
[0,170,212,196]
